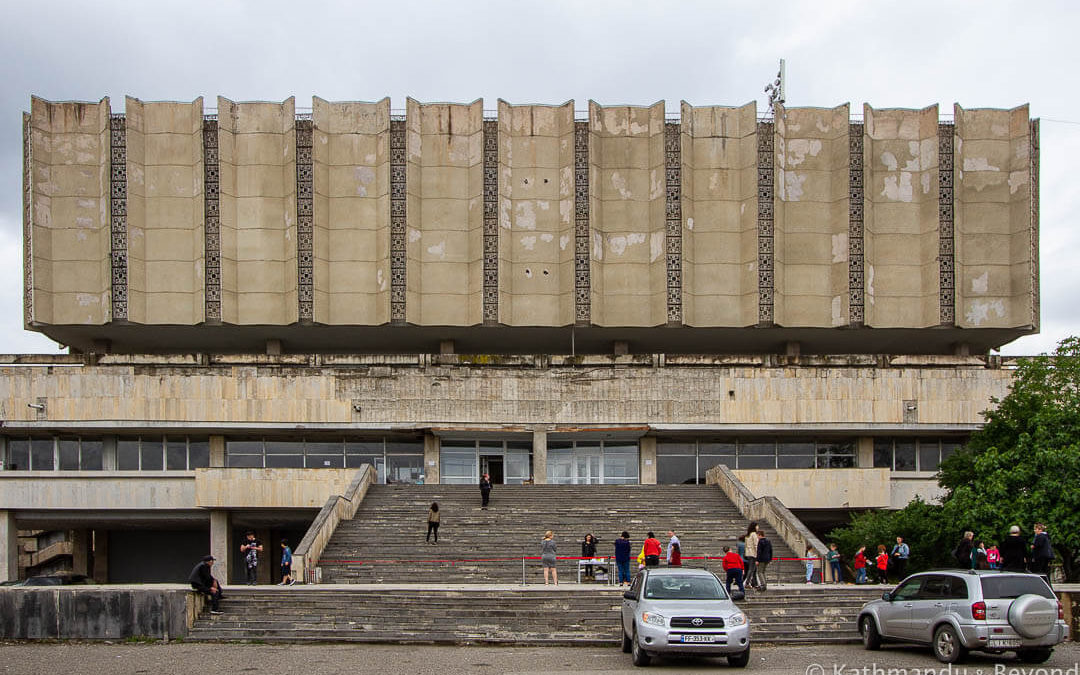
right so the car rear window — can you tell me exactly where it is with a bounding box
[644,575,728,600]
[980,576,1054,600]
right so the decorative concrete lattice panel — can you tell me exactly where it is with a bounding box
[22,112,32,326]
[665,121,682,325]
[203,117,221,322]
[680,102,758,327]
[573,120,591,325]
[757,120,774,325]
[497,101,575,327]
[938,121,955,325]
[1030,119,1040,330]
[483,118,498,324]
[848,122,864,326]
[390,117,407,323]
[110,114,128,322]
[296,118,314,323]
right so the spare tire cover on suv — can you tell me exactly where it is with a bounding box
[1008,594,1057,638]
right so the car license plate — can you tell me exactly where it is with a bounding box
[988,638,1021,649]
[681,634,717,643]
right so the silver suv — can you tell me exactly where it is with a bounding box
[620,567,750,667]
[858,570,1068,663]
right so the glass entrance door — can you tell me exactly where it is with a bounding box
[574,448,601,484]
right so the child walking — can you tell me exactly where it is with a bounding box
[279,539,295,585]
[875,544,889,584]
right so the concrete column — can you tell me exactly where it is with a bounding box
[257,528,272,584]
[70,529,90,576]
[856,437,875,468]
[423,433,440,484]
[209,435,226,468]
[639,437,657,485]
[209,510,230,583]
[92,530,109,583]
[0,511,18,583]
[532,430,547,484]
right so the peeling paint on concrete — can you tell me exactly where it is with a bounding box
[499,198,511,230]
[650,170,663,200]
[560,199,571,224]
[866,265,875,305]
[515,201,537,230]
[540,233,554,243]
[965,299,1005,325]
[785,138,821,167]
[963,157,1000,172]
[921,173,931,194]
[611,172,631,199]
[408,228,421,243]
[687,217,694,231]
[559,234,570,251]
[882,173,913,202]
[831,295,844,326]
[1008,171,1028,194]
[560,166,572,196]
[881,152,898,171]
[592,232,603,261]
[75,217,93,227]
[76,293,101,307]
[521,235,536,251]
[831,233,848,263]
[377,268,386,291]
[971,271,989,294]
[650,231,663,262]
[427,240,446,259]
[538,200,550,212]
[354,166,374,196]
[782,170,806,202]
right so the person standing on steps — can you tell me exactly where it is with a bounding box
[479,473,492,509]
[240,531,263,586]
[541,530,558,585]
[581,533,598,580]
[1030,522,1055,587]
[721,546,745,598]
[614,531,632,586]
[188,554,224,615]
[826,543,843,584]
[890,536,909,580]
[642,532,662,569]
[755,532,773,591]
[744,523,759,590]
[278,539,295,586]
[666,530,681,567]
[426,502,440,544]
[1000,525,1028,572]
[854,545,868,584]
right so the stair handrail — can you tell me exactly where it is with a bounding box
[293,464,375,583]
[705,464,832,581]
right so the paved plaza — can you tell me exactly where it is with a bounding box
[0,642,1078,675]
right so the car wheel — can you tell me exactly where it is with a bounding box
[1017,649,1053,664]
[860,615,881,651]
[727,647,750,668]
[621,625,633,653]
[932,624,968,664]
[631,628,651,667]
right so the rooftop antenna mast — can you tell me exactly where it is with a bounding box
[764,58,786,117]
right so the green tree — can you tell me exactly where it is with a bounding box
[828,498,955,577]
[938,336,1080,580]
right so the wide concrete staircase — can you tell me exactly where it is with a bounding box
[317,484,803,584]
[186,585,884,645]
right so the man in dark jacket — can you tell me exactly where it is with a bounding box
[479,473,492,509]
[1030,522,1054,585]
[188,555,224,614]
[953,531,974,568]
[1000,525,1028,571]
[755,534,774,591]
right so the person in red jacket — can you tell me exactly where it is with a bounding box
[721,545,745,597]
[875,544,889,584]
[643,532,662,568]
[853,545,868,584]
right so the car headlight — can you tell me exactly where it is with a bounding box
[727,613,748,627]
[642,612,666,627]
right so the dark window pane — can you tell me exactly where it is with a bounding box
[7,439,29,470]
[740,442,775,455]
[700,442,736,455]
[31,438,54,470]
[141,439,163,471]
[265,454,304,468]
[166,439,188,470]
[697,455,732,481]
[80,440,103,470]
[894,441,916,472]
[345,440,383,455]
[117,440,140,470]
[919,440,940,472]
[307,454,345,468]
[873,440,893,469]
[603,442,636,454]
[657,442,696,455]
[265,439,303,455]
[778,453,814,469]
[506,441,531,452]
[440,441,476,452]
[58,438,80,470]
[227,454,263,468]
[385,441,423,455]
[346,454,380,469]
[779,441,814,456]
[227,440,263,455]
[188,440,209,469]
[824,454,855,468]
[940,441,961,461]
[658,454,696,484]
[305,441,342,459]
[738,454,776,469]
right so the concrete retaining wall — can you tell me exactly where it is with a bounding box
[0,585,198,640]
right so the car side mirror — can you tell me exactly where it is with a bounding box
[623,590,636,600]
[881,591,892,602]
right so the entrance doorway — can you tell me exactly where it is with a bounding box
[480,455,504,484]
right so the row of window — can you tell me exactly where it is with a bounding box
[4,436,209,471]
[873,438,962,473]
[223,437,424,470]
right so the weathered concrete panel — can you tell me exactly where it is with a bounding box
[0,586,194,639]
[681,102,758,327]
[195,467,355,507]
[405,99,484,326]
[125,97,205,325]
[27,97,111,325]
[497,100,576,326]
[864,104,940,328]
[217,97,298,324]
[0,473,195,510]
[955,104,1035,329]
[312,97,391,325]
[773,105,850,327]
[733,468,891,509]
[588,101,667,327]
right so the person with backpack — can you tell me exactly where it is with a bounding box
[755,532,773,591]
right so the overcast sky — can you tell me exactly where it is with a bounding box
[1,0,1076,355]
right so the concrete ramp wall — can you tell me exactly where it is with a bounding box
[0,586,197,639]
